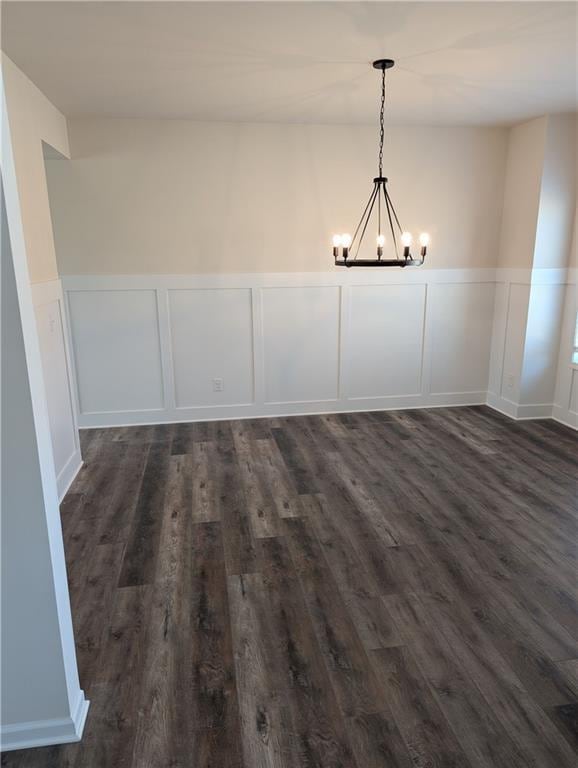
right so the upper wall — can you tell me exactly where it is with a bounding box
[534,114,577,271]
[496,116,547,269]
[2,54,69,283]
[45,119,508,274]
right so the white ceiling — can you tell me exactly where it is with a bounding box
[2,1,577,126]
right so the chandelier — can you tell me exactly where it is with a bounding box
[333,59,429,267]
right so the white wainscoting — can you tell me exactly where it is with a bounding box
[262,285,341,404]
[553,279,578,428]
[63,269,504,428]
[487,267,575,423]
[31,280,82,499]
[169,288,255,409]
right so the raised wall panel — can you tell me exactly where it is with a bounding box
[520,283,566,405]
[570,369,578,414]
[487,281,509,397]
[262,286,340,403]
[169,288,253,408]
[500,283,531,401]
[68,289,164,414]
[35,300,76,475]
[347,284,425,398]
[429,282,495,394]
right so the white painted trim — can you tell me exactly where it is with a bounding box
[56,450,83,502]
[494,267,575,286]
[515,403,555,419]
[76,393,488,429]
[155,287,177,411]
[77,399,491,431]
[61,268,504,293]
[552,404,578,429]
[61,267,575,293]
[62,270,572,429]
[1,691,89,752]
[30,278,83,500]
[486,392,558,421]
[486,392,519,419]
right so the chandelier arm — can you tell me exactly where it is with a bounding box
[354,185,379,260]
[385,188,403,234]
[351,183,379,255]
[383,185,399,260]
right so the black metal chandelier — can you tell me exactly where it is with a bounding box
[333,59,430,267]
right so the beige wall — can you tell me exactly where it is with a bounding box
[534,114,576,271]
[2,54,69,283]
[45,118,508,274]
[496,113,576,272]
[496,116,547,269]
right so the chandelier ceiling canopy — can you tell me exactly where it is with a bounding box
[333,59,430,268]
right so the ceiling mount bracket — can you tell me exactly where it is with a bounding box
[372,58,395,70]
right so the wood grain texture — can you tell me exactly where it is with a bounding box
[3,406,577,768]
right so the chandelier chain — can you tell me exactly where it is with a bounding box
[378,66,386,177]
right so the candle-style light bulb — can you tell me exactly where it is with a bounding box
[332,234,342,258]
[341,233,352,259]
[419,232,430,259]
[376,234,385,258]
[401,231,412,260]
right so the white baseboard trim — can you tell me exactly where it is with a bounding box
[56,449,83,502]
[74,392,566,430]
[552,404,578,430]
[486,392,555,421]
[515,403,554,419]
[1,691,89,752]
[485,392,519,419]
[75,392,489,429]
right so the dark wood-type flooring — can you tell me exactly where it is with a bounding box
[2,406,578,768]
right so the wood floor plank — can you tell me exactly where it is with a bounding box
[258,535,362,767]
[302,493,403,650]
[191,441,218,523]
[189,522,241,741]
[371,646,474,768]
[117,444,171,587]
[232,422,281,538]
[556,659,578,698]
[214,440,258,575]
[419,591,577,768]
[228,572,298,768]
[130,455,195,768]
[385,592,531,768]
[283,516,385,719]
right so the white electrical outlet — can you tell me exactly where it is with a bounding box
[212,378,224,392]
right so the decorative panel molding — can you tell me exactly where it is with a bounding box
[169,288,254,408]
[487,268,574,425]
[346,283,425,399]
[67,289,164,415]
[262,286,340,404]
[31,280,82,500]
[429,282,496,395]
[60,268,573,428]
